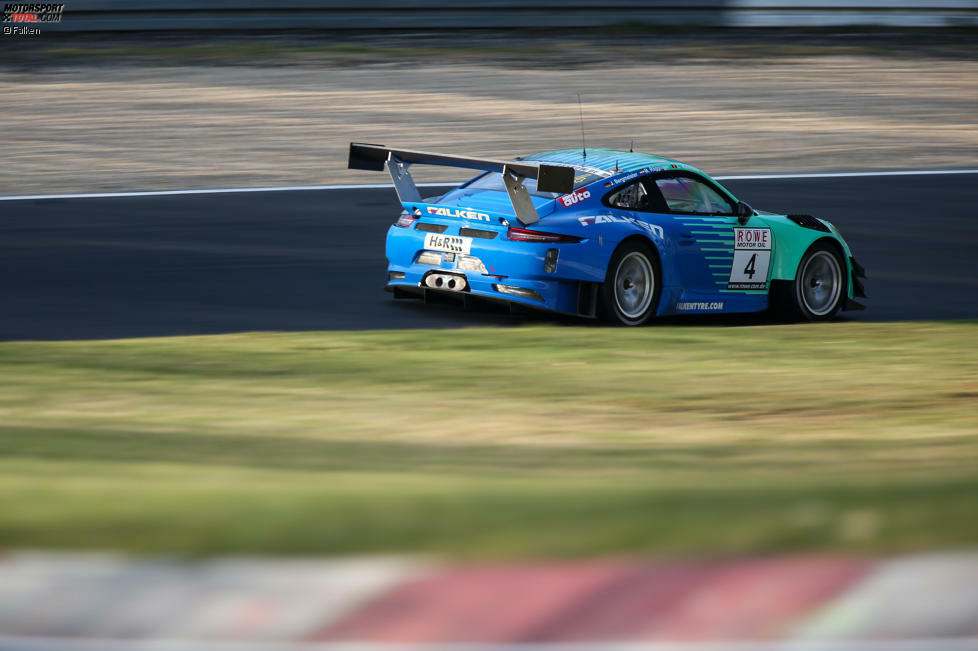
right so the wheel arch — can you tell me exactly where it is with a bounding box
[768,223,854,296]
[597,234,664,326]
[769,235,852,317]
[792,236,849,295]
[602,232,670,283]
[614,232,661,258]
[810,235,846,262]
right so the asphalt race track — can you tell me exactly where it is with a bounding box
[2,173,976,341]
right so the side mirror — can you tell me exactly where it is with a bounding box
[736,201,754,225]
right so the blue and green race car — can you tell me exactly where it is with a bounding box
[349,143,866,326]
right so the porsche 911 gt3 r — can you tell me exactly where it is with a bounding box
[348,143,866,325]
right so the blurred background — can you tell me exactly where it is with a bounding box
[1,2,978,650]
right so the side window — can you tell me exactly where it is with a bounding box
[605,180,650,210]
[655,176,733,215]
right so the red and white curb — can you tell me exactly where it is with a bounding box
[0,552,976,644]
[0,553,425,641]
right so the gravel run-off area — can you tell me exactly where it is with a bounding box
[2,54,977,195]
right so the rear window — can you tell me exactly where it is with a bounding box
[568,167,611,189]
[461,172,557,198]
[456,166,610,198]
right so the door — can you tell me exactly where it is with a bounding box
[648,173,769,296]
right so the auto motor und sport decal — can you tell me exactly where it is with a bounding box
[558,189,590,207]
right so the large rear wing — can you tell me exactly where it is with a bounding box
[348,143,575,225]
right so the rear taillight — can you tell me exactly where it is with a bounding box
[395,212,418,228]
[507,227,582,243]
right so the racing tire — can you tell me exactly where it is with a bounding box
[598,240,661,326]
[778,242,846,322]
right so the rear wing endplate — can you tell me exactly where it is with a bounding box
[348,143,575,225]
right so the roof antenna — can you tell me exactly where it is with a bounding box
[577,93,587,160]
[629,139,634,153]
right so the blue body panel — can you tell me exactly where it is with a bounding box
[385,148,856,318]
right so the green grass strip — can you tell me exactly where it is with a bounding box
[1,321,976,558]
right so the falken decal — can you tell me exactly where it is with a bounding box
[578,214,664,239]
[558,189,590,207]
[426,206,491,222]
[728,227,772,290]
[676,301,724,311]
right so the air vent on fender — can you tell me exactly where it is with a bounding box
[787,214,831,233]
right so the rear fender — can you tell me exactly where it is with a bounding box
[550,213,674,286]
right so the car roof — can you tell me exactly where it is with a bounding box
[521,148,699,177]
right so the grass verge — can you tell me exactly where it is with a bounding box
[1,321,976,557]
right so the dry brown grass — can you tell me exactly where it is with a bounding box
[3,55,977,195]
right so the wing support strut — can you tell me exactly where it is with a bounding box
[348,143,575,226]
[501,165,540,225]
[387,153,422,203]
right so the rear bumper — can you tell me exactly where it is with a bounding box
[385,272,590,317]
[386,283,558,315]
[386,223,600,317]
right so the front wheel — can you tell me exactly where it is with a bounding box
[781,242,846,321]
[598,241,661,326]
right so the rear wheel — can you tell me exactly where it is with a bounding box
[598,241,661,326]
[780,242,845,321]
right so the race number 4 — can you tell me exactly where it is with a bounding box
[728,227,772,290]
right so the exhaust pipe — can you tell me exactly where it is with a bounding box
[424,273,467,292]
